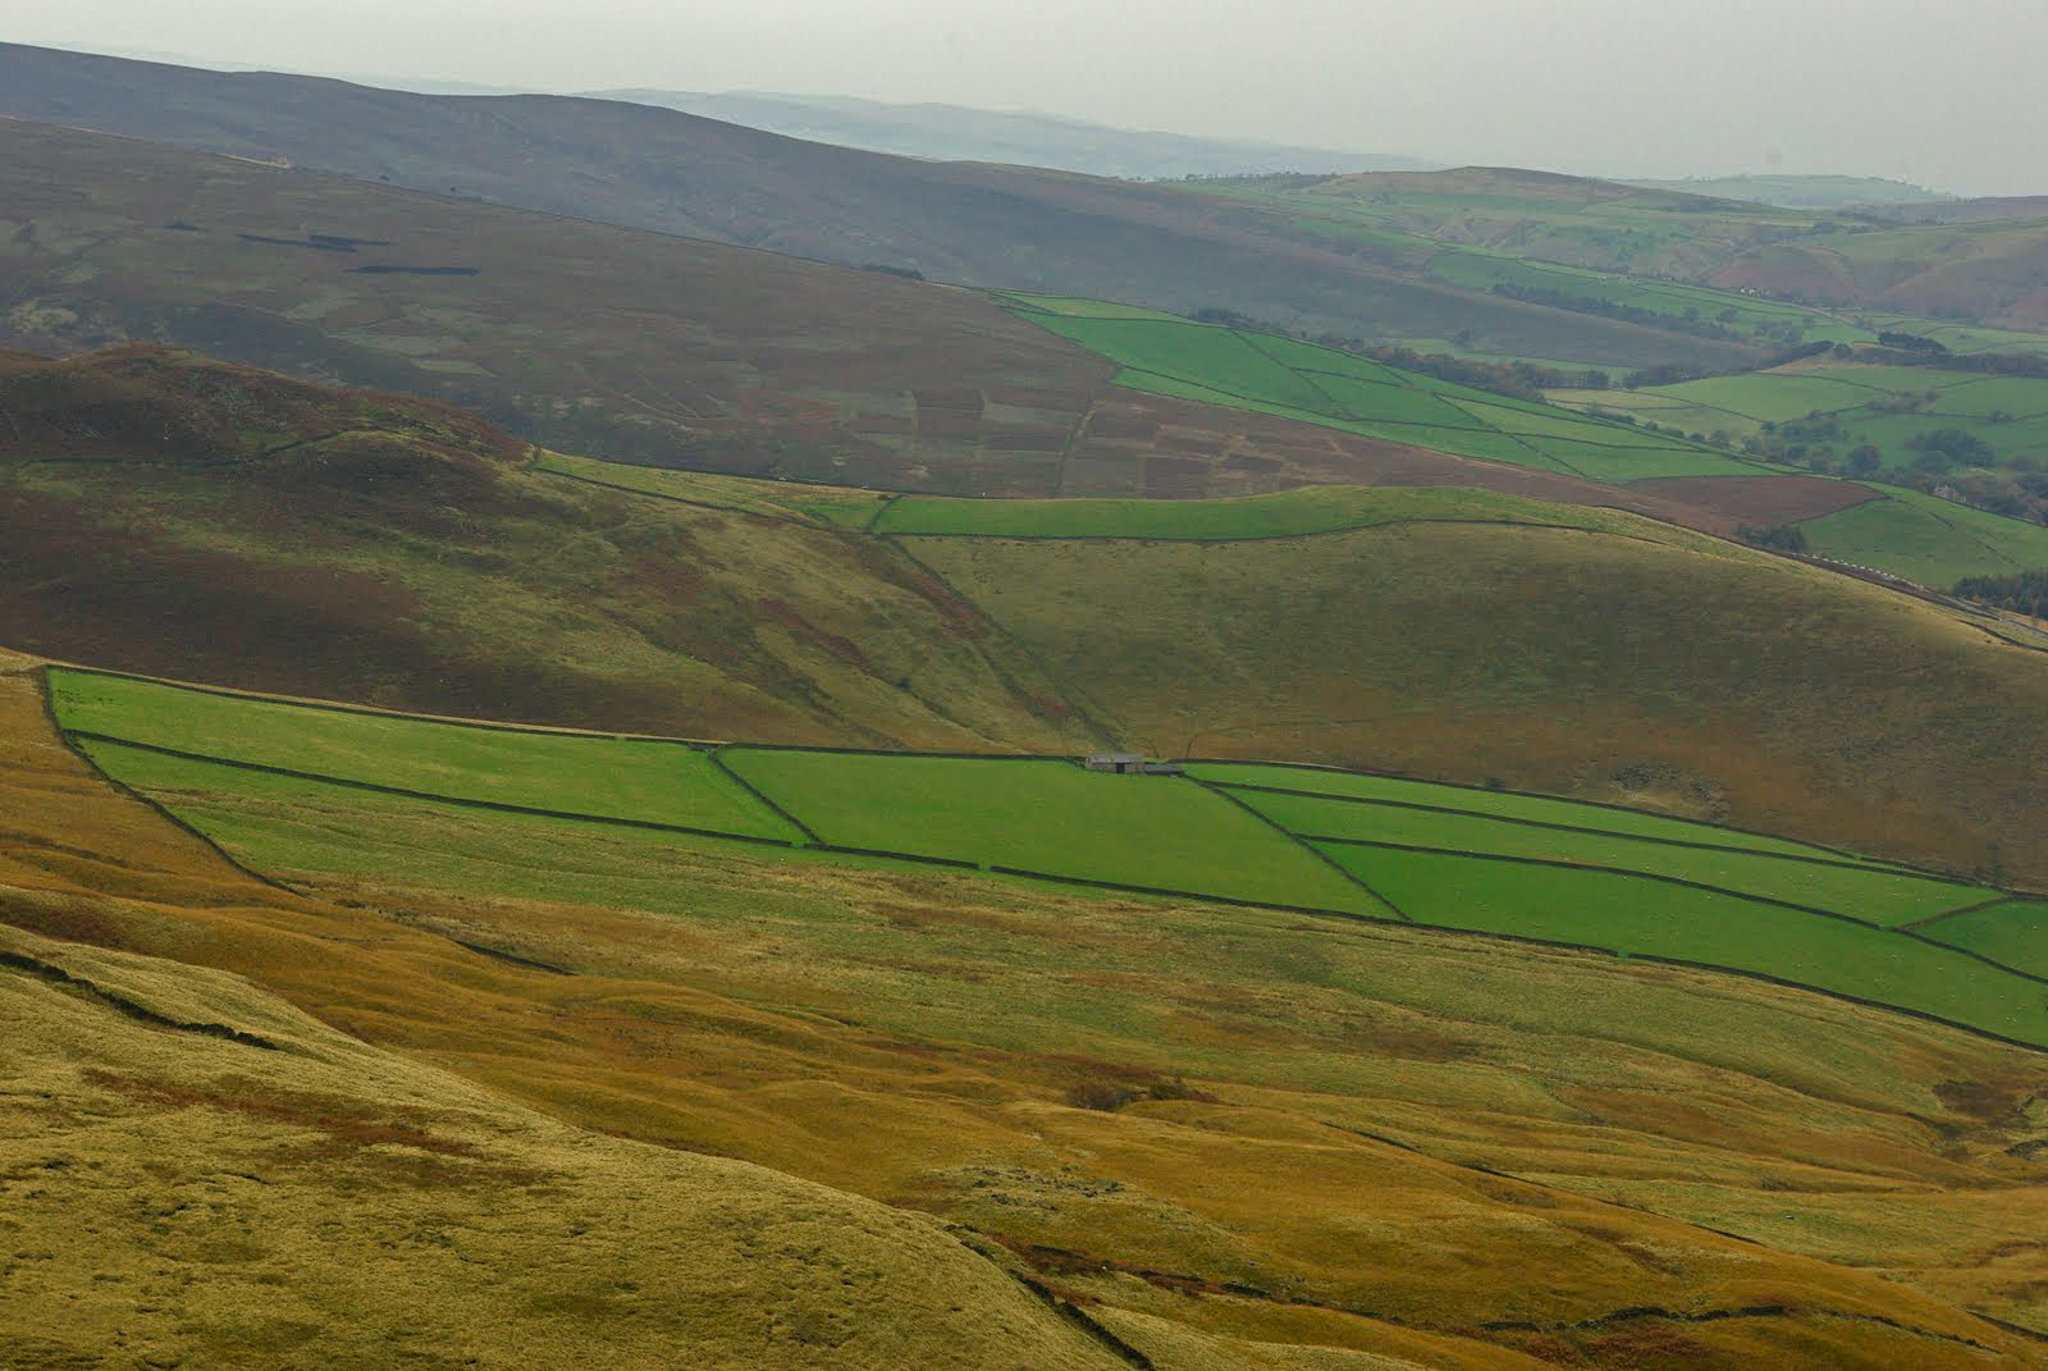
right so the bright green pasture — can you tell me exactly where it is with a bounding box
[1235,788,1990,926]
[56,677,2047,1047]
[1317,844,2048,1045]
[1918,900,2048,978]
[1187,762,1882,863]
[1026,315,1332,410]
[1006,303,1751,484]
[721,749,1384,914]
[870,485,1620,541]
[68,739,959,914]
[1796,485,2048,585]
[1931,377,2048,418]
[49,670,800,840]
[1651,373,1891,423]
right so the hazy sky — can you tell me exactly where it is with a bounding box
[7,0,2043,194]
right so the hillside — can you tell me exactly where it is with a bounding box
[1178,168,2048,346]
[0,118,1781,497]
[1625,175,1955,211]
[587,88,1435,179]
[6,649,2048,1367]
[0,43,1765,370]
[5,346,2048,885]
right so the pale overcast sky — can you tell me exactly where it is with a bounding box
[5,0,2042,194]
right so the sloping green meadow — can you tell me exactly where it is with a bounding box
[1919,900,2048,978]
[1797,484,2048,586]
[50,668,2048,1047]
[867,485,1627,541]
[1004,297,1772,483]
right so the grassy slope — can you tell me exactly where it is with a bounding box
[870,485,1628,540]
[7,346,2046,885]
[1008,300,1773,483]
[1921,900,2048,978]
[50,671,803,840]
[7,653,2047,1364]
[1229,786,1986,925]
[0,919,1145,1371]
[1797,485,2048,586]
[55,672,2037,1045]
[910,522,2048,885]
[0,349,1097,753]
[1182,167,2048,342]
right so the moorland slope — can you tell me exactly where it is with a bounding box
[0,43,1761,369]
[5,346,2047,883]
[5,647,2048,1367]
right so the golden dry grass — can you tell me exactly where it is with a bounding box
[3,649,2046,1367]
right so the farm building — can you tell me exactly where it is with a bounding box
[1085,753,1185,776]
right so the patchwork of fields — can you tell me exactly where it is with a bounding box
[1003,295,1778,483]
[1555,362,2048,469]
[51,668,2048,1048]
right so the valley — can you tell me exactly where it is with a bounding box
[1,33,2045,1371]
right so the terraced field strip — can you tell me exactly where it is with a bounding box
[1002,297,1769,483]
[719,749,1391,916]
[49,669,803,842]
[1312,844,2048,1049]
[1229,787,1995,926]
[49,670,2048,1047]
[869,485,1625,541]
[63,739,955,904]
[1183,762,1892,864]
[1914,900,2048,978]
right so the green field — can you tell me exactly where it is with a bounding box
[50,670,801,841]
[1316,845,2048,1046]
[868,485,1625,540]
[1919,900,2048,977]
[1183,762,1876,862]
[1552,362,2048,473]
[1798,485,2048,585]
[719,749,1380,912]
[1230,786,1989,926]
[1425,248,1849,341]
[50,669,2048,1049]
[1006,297,1773,483]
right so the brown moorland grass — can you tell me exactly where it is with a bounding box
[3,650,2046,1366]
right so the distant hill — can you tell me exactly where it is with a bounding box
[1626,174,1956,211]
[1857,195,2048,225]
[0,43,1761,371]
[585,88,1435,179]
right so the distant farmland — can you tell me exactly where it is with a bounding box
[52,668,2048,1049]
[1003,294,1782,484]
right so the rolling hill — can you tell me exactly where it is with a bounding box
[0,43,1768,371]
[5,345,2047,885]
[7,646,2048,1367]
[586,87,1436,179]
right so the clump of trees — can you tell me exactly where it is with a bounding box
[1736,523,1809,553]
[1906,428,1995,471]
[1877,330,1950,354]
[1953,570,2048,617]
